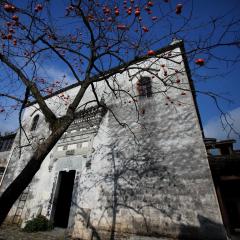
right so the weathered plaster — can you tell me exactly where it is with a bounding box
[0,45,226,239]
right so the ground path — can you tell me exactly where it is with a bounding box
[0,224,69,240]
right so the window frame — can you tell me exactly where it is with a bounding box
[136,76,152,98]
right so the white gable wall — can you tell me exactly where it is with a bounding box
[1,46,226,239]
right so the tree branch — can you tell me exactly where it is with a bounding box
[0,53,57,126]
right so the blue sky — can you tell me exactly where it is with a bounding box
[190,0,240,148]
[0,0,239,148]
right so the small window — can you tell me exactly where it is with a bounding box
[209,148,221,156]
[0,138,14,152]
[136,77,152,98]
[30,114,39,131]
[86,160,91,170]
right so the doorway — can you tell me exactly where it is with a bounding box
[53,170,76,228]
[220,179,240,232]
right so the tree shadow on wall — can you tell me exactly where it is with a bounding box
[73,205,102,240]
[71,202,228,240]
[70,159,178,240]
[70,140,227,240]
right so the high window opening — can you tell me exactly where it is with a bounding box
[30,114,39,131]
[136,77,152,98]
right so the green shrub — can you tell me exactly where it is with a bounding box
[23,215,53,232]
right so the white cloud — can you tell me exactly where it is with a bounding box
[204,107,240,148]
[40,65,76,84]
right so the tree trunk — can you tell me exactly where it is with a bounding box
[0,120,72,225]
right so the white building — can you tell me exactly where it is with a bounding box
[0,41,227,239]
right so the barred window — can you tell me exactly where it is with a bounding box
[136,77,152,98]
[0,138,14,152]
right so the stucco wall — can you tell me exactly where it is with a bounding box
[0,45,226,239]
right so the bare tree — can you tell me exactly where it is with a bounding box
[0,0,239,226]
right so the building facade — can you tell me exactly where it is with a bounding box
[206,138,240,239]
[0,41,227,239]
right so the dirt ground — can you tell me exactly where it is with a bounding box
[0,224,69,240]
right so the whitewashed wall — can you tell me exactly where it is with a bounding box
[1,45,226,239]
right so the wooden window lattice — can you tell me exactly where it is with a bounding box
[136,77,152,98]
